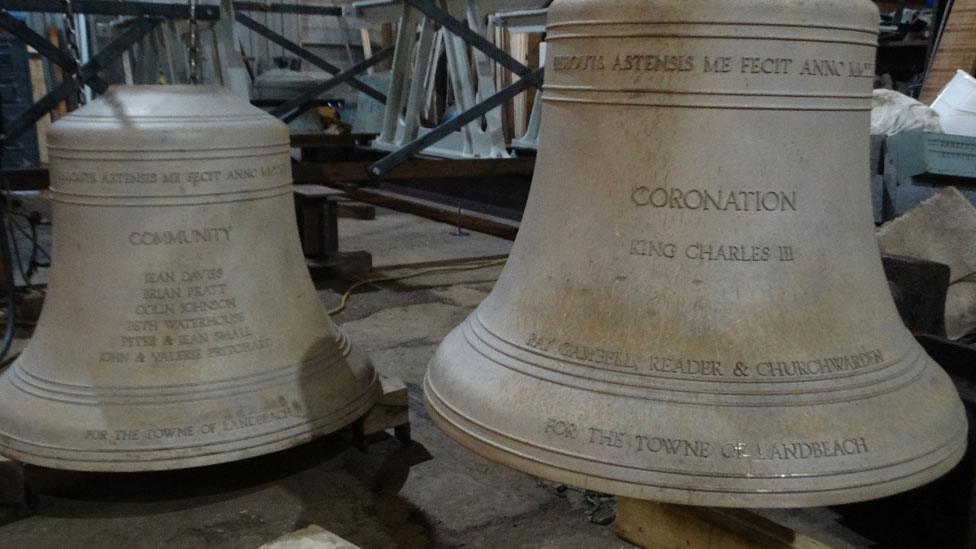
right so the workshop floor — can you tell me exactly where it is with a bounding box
[0,206,621,548]
[0,206,871,548]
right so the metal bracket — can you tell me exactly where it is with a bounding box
[0,9,109,93]
[233,2,342,17]
[368,67,543,176]
[0,17,162,145]
[0,0,220,19]
[403,0,532,78]
[270,47,395,123]
[236,13,387,104]
[0,0,343,17]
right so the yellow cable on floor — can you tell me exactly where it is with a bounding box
[328,258,508,315]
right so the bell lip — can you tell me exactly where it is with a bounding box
[423,374,967,508]
[0,374,381,472]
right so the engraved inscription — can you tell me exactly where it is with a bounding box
[631,187,796,212]
[97,265,273,365]
[544,419,871,463]
[79,401,303,444]
[527,333,639,369]
[525,333,883,381]
[552,53,875,79]
[545,418,579,439]
[630,240,794,264]
[635,435,712,458]
[51,160,290,187]
[128,227,231,246]
[754,350,884,378]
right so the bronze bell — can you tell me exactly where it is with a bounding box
[425,0,968,507]
[0,86,379,471]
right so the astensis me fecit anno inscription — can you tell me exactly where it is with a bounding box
[551,53,875,79]
[52,160,289,187]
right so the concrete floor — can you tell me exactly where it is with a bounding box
[0,206,872,548]
[0,206,624,548]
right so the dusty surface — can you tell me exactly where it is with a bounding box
[0,207,870,548]
[0,208,621,548]
[0,273,619,548]
[338,206,512,268]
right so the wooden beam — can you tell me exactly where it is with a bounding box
[921,0,976,103]
[1,168,50,191]
[289,133,376,148]
[615,498,832,549]
[322,186,519,240]
[292,157,535,184]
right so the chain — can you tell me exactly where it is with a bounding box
[188,0,199,83]
[62,0,85,104]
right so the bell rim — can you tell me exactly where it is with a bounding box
[0,374,381,472]
[424,371,967,508]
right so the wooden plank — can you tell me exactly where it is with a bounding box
[360,375,409,437]
[46,25,67,118]
[921,0,976,103]
[360,28,374,73]
[292,157,535,183]
[1,168,49,191]
[379,22,394,72]
[323,186,519,240]
[289,132,376,148]
[615,498,832,549]
[27,52,51,164]
[875,0,931,9]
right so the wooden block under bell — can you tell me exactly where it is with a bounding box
[358,375,410,444]
[615,498,830,549]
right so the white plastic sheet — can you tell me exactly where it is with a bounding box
[871,89,943,136]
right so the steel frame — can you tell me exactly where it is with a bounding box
[233,2,341,17]
[0,1,341,19]
[0,10,109,93]
[2,0,545,179]
[403,0,530,77]
[270,47,395,123]
[364,0,544,175]
[0,16,162,146]
[368,67,542,176]
[1,1,388,145]
[236,12,387,103]
[0,1,220,19]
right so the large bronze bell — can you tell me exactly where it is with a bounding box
[425,0,968,507]
[0,86,379,471]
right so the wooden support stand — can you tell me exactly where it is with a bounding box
[294,185,341,257]
[353,375,411,452]
[0,456,27,524]
[615,498,830,549]
[293,185,374,280]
